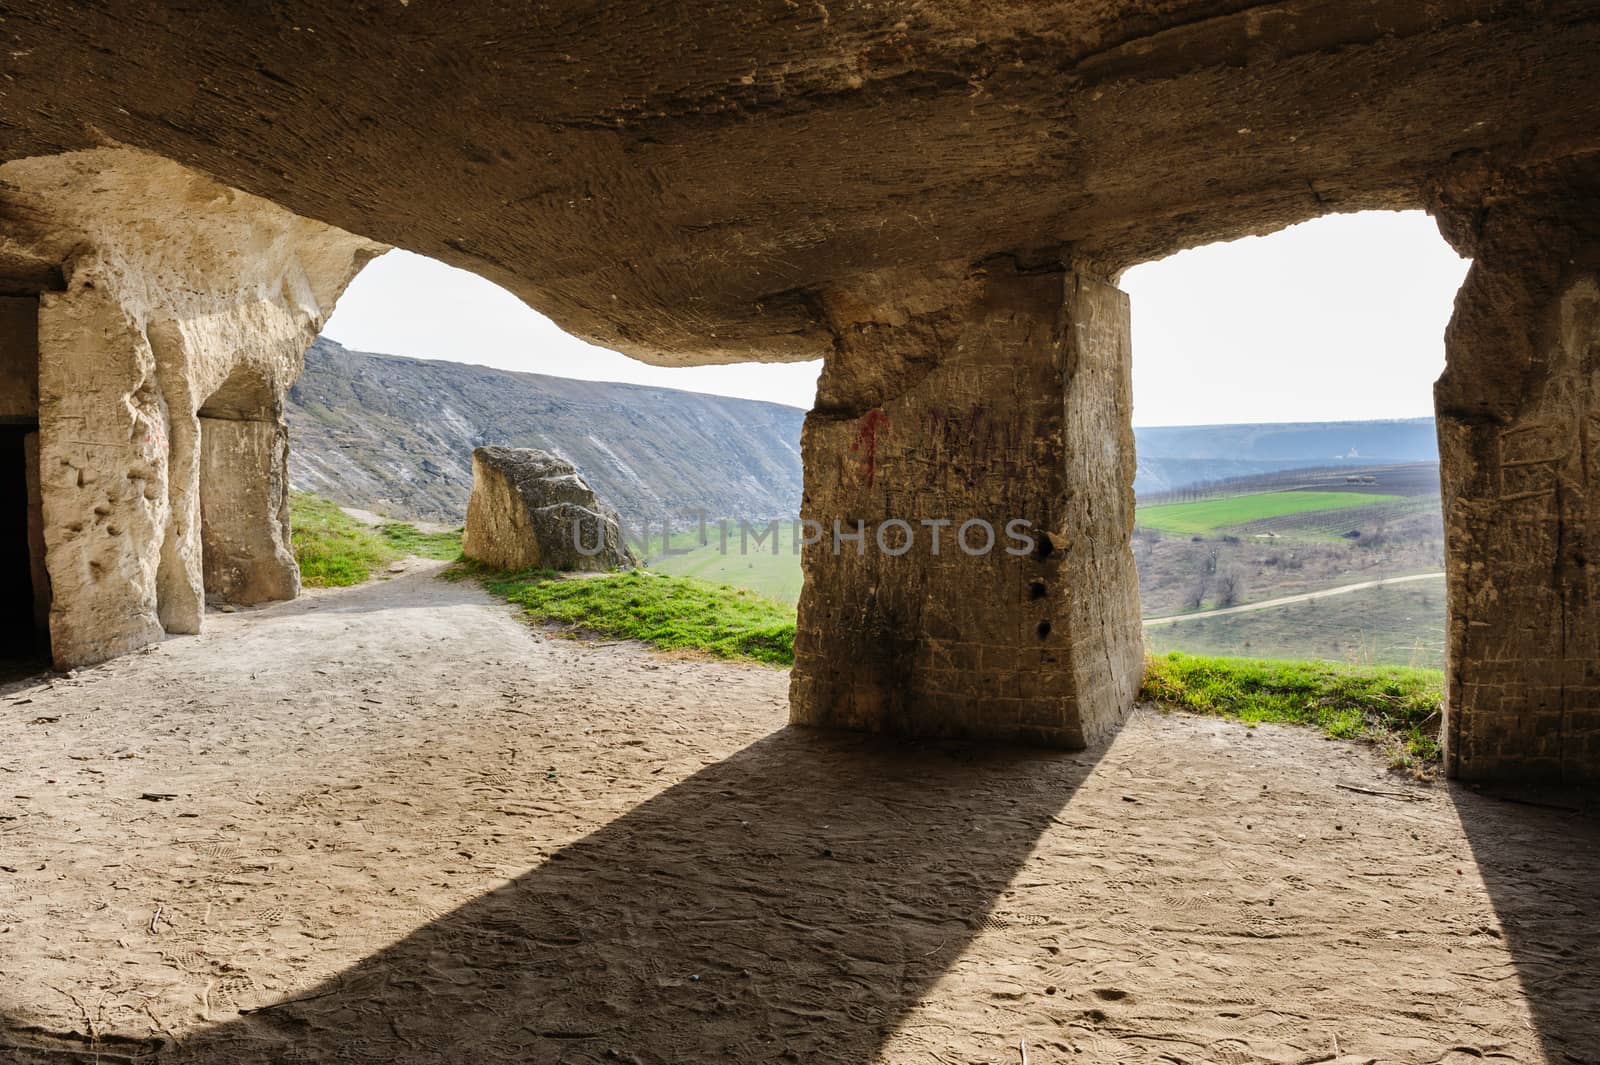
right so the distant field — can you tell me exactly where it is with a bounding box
[1138,461,1441,506]
[645,488,1438,609]
[1144,576,1446,669]
[643,531,805,605]
[1135,489,1407,539]
[642,542,1449,670]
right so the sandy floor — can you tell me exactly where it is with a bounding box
[0,563,1596,1064]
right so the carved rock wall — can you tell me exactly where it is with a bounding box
[1434,159,1600,783]
[0,148,383,667]
[199,416,298,605]
[790,258,1142,747]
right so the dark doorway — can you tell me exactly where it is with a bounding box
[0,425,48,666]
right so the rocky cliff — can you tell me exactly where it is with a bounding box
[285,338,805,525]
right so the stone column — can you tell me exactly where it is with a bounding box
[1433,160,1600,783]
[199,412,299,605]
[5,149,384,668]
[789,258,1143,748]
[36,274,172,668]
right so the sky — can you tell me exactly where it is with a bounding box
[1121,210,1470,426]
[321,210,1471,426]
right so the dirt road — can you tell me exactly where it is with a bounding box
[0,563,1593,1063]
[1143,570,1446,626]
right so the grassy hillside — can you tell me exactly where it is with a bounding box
[460,564,796,665]
[290,493,462,587]
[288,337,805,525]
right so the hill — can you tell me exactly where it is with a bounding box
[286,341,1439,527]
[285,339,805,524]
[1133,418,1438,495]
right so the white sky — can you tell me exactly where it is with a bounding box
[321,210,1470,425]
[1122,210,1469,426]
[320,249,825,408]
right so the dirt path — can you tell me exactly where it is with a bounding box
[1143,570,1446,626]
[338,505,457,534]
[0,563,1595,1064]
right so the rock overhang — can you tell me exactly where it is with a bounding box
[0,2,1596,366]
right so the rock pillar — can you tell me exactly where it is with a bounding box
[36,277,173,667]
[199,414,298,605]
[2,147,385,667]
[1434,160,1600,783]
[789,258,1143,748]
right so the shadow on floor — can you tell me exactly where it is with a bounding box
[1452,784,1600,1064]
[0,658,51,698]
[141,725,1097,1063]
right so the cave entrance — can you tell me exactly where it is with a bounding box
[0,423,49,665]
[0,295,49,667]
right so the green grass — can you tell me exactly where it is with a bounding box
[290,492,462,587]
[459,552,1443,767]
[1145,577,1446,669]
[1140,651,1443,769]
[1136,490,1405,538]
[461,563,797,665]
[376,521,464,561]
[644,530,805,605]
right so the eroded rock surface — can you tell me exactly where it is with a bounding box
[463,446,634,572]
[0,147,384,666]
[2,6,1597,366]
[1432,157,1600,783]
[791,258,1142,747]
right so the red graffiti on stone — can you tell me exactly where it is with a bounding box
[851,408,889,488]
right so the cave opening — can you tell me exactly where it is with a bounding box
[0,424,48,665]
[1122,209,1470,669]
[0,296,48,668]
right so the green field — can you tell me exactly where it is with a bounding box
[1145,576,1446,669]
[1135,490,1405,538]
[643,530,805,605]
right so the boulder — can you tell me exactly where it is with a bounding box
[462,446,634,572]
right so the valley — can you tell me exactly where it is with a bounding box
[285,344,1447,669]
[647,464,1446,673]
